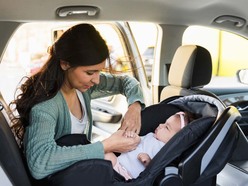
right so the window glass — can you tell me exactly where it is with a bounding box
[183,26,248,87]
[183,26,248,105]
[0,23,53,104]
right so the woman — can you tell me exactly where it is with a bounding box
[11,23,145,180]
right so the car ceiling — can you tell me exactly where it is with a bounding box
[1,0,248,37]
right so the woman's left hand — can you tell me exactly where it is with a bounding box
[119,102,142,134]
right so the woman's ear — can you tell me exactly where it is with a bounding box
[60,60,70,71]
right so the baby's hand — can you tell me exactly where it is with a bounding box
[103,130,140,153]
[124,131,138,138]
[137,153,151,167]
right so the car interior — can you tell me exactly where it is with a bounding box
[0,43,247,185]
[1,0,248,185]
[0,77,243,186]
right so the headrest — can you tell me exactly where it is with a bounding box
[168,45,212,88]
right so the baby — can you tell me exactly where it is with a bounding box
[105,111,191,180]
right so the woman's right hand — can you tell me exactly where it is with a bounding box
[102,130,140,153]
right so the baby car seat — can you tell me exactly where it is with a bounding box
[45,94,241,186]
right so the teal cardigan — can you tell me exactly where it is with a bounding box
[24,73,145,179]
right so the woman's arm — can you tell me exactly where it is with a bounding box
[25,103,104,179]
[91,73,145,107]
[91,73,145,133]
[119,101,142,134]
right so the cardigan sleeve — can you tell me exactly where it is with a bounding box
[90,73,145,109]
[24,101,104,179]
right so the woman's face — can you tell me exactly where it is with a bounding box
[62,60,106,92]
[154,114,182,143]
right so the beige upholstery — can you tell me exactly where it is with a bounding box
[160,45,212,101]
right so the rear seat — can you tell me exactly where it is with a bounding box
[0,95,33,186]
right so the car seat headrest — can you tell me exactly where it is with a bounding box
[168,45,212,88]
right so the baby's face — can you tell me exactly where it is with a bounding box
[154,114,182,143]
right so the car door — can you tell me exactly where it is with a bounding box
[0,21,154,142]
[88,22,153,141]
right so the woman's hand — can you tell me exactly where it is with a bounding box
[137,153,151,167]
[119,102,142,134]
[102,130,140,153]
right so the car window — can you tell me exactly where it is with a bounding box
[183,26,248,105]
[0,23,52,104]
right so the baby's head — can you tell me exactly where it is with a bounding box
[154,111,191,143]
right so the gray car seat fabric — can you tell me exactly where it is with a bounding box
[160,45,212,100]
[0,97,32,186]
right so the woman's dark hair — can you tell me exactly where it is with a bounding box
[10,23,110,143]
